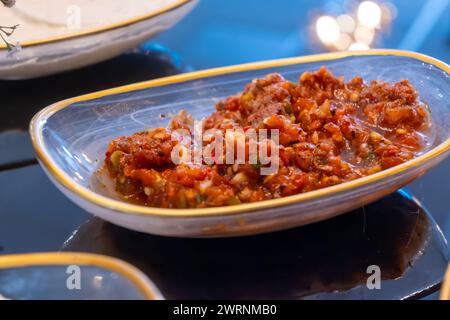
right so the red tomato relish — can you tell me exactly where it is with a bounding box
[104,67,429,208]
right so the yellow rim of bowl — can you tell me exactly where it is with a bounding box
[29,49,450,218]
[0,0,193,49]
[440,264,450,300]
[0,252,161,300]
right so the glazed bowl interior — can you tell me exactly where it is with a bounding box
[41,53,449,192]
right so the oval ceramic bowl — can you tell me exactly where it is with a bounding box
[0,252,163,300]
[30,50,450,237]
[0,0,197,80]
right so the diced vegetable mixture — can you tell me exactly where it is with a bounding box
[104,67,429,208]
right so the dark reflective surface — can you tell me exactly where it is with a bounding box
[63,191,448,299]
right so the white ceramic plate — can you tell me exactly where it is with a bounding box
[0,0,197,79]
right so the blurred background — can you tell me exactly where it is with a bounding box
[153,0,450,69]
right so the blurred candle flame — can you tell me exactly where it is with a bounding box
[316,15,340,45]
[313,1,395,51]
